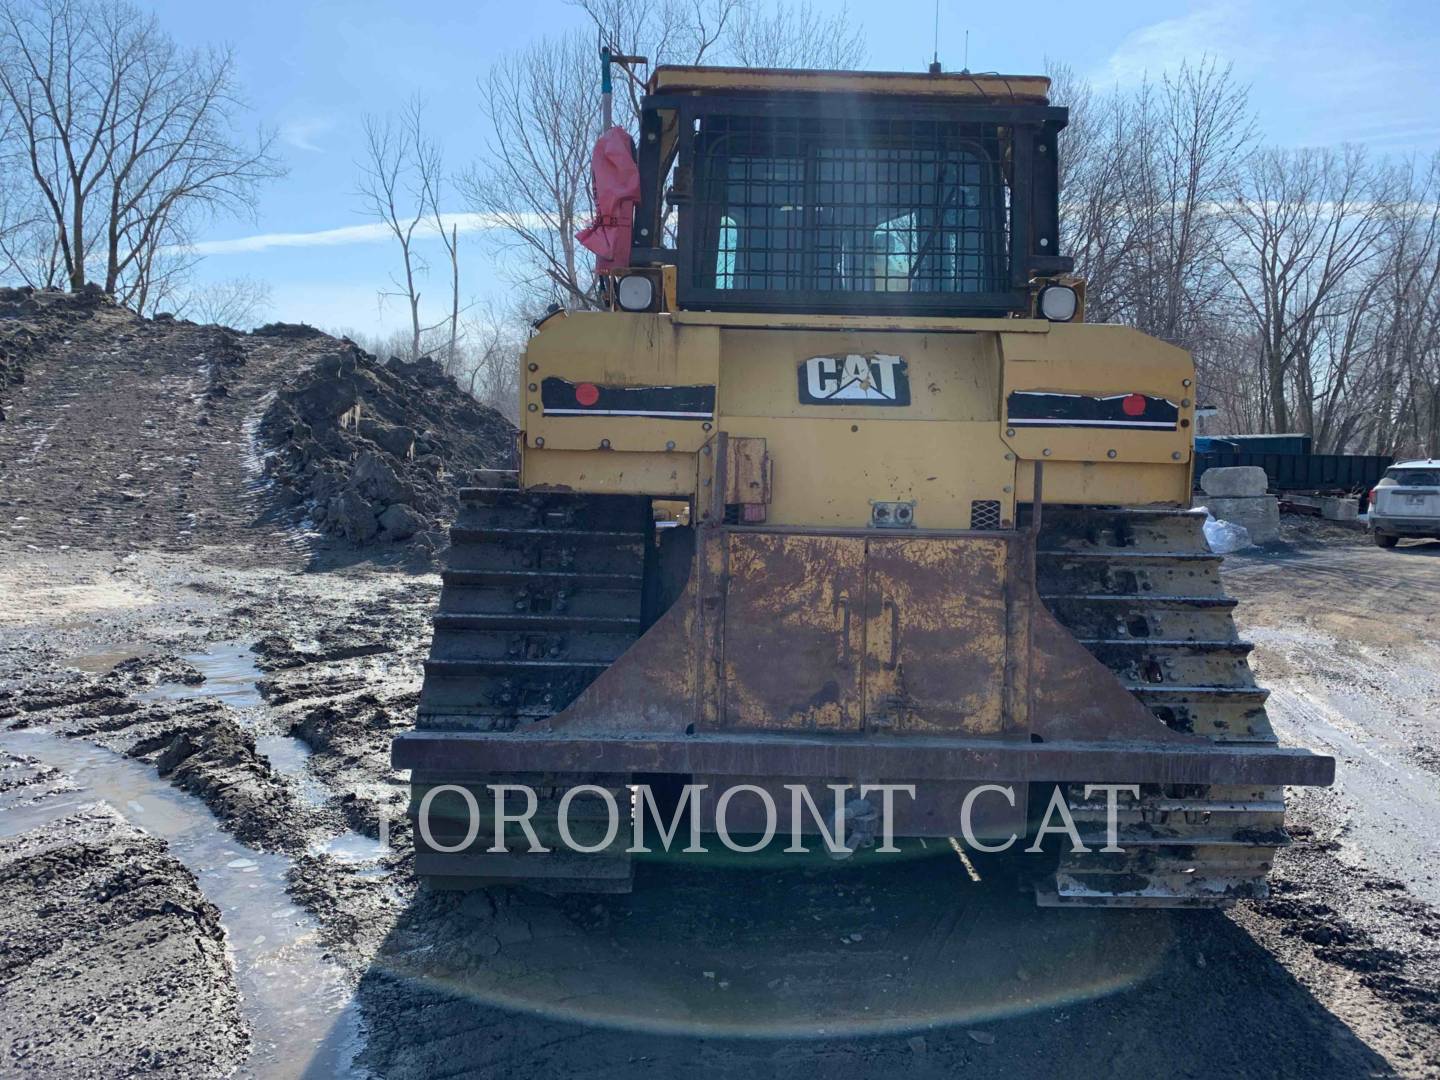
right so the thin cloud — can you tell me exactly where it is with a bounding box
[182,212,515,256]
[1097,2,1243,85]
[277,114,338,154]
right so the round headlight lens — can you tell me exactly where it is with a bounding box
[1039,284,1078,322]
[616,274,655,312]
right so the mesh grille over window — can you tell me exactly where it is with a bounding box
[692,114,1010,298]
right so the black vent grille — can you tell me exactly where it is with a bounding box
[970,500,1002,530]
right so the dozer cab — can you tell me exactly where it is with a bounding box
[393,64,1334,907]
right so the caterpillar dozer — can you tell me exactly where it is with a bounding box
[393,64,1334,907]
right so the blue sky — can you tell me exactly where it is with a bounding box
[151,0,1440,336]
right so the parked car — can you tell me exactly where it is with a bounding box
[1368,459,1440,547]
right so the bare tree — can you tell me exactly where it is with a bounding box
[1337,155,1440,455]
[460,304,524,419]
[460,31,601,311]
[1056,58,1254,352]
[1132,59,1254,348]
[356,98,462,363]
[0,0,280,298]
[358,100,431,358]
[573,0,743,121]
[418,140,461,369]
[1221,145,1392,434]
[1048,66,1149,327]
[176,274,272,328]
[121,202,198,314]
[728,1,864,69]
[469,2,869,312]
[1048,60,1435,454]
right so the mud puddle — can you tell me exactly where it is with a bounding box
[124,642,392,874]
[255,734,331,809]
[0,727,366,1078]
[136,640,266,708]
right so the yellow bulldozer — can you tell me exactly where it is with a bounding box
[392,63,1334,907]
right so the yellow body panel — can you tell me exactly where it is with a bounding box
[523,314,718,454]
[719,328,1001,421]
[520,311,1194,521]
[1001,324,1195,469]
[522,448,696,497]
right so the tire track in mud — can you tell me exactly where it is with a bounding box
[0,728,367,1079]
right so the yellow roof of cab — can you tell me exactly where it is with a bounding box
[649,65,1050,103]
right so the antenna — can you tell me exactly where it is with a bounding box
[963,29,970,74]
[928,0,941,74]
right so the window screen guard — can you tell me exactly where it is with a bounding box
[653,95,1066,316]
[693,113,1009,299]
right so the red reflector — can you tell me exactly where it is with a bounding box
[1121,393,1147,417]
[575,383,600,407]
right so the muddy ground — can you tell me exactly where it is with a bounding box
[2,299,1438,1078]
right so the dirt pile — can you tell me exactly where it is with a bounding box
[257,344,514,552]
[0,286,349,556]
[2,286,512,559]
[0,286,110,418]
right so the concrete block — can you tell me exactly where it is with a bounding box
[1203,495,1280,544]
[1321,497,1359,522]
[1200,466,1269,498]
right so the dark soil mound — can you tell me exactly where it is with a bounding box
[257,344,515,554]
[0,286,109,417]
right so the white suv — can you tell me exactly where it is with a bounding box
[1370,459,1440,548]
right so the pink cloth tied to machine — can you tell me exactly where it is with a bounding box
[576,126,641,272]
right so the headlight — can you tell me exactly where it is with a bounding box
[1038,284,1078,322]
[616,274,655,312]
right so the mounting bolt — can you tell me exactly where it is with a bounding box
[1171,451,1183,460]
[1004,452,1014,461]
[1002,485,1013,493]
[600,438,611,449]
[528,403,538,412]
[1042,448,1052,457]
[702,422,712,431]
[535,437,545,447]
[665,440,675,451]
[528,382,537,391]
[701,444,711,456]
[1006,428,1016,437]
[1107,449,1118,459]
[1181,398,1191,408]
[1182,378,1192,387]
[528,362,538,372]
